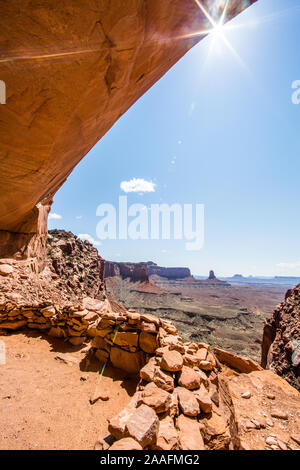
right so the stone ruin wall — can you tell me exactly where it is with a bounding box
[0,293,269,450]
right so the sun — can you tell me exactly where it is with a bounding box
[210,22,225,39]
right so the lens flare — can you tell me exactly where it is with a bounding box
[192,0,248,71]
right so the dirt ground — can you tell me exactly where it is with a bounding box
[0,330,138,450]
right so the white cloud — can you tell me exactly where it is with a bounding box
[178,140,182,145]
[120,178,156,193]
[75,215,82,220]
[78,233,102,247]
[49,212,62,220]
[276,261,300,269]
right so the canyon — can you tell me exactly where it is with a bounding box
[105,258,288,362]
[0,233,299,450]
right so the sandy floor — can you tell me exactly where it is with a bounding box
[0,331,138,450]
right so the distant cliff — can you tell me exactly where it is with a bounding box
[147,264,191,280]
[104,261,149,283]
[104,261,192,282]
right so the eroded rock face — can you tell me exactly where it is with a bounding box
[47,230,105,299]
[261,284,300,391]
[0,0,256,263]
[0,229,106,306]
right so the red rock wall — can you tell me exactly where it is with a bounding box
[105,261,149,282]
[148,265,191,280]
[261,284,300,391]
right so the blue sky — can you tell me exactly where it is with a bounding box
[49,0,300,277]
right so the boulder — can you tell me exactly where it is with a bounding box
[198,360,214,371]
[183,353,200,368]
[218,369,300,450]
[196,348,208,361]
[193,385,213,414]
[176,387,200,417]
[69,336,86,346]
[160,335,185,353]
[198,342,210,350]
[140,382,171,414]
[169,392,179,418]
[161,350,183,372]
[40,306,56,317]
[95,349,110,362]
[109,437,142,450]
[110,347,145,375]
[153,367,174,392]
[127,311,141,323]
[155,346,170,356]
[178,366,201,390]
[113,331,139,349]
[92,336,107,349]
[140,356,157,382]
[125,404,159,448]
[214,347,262,373]
[153,415,179,450]
[194,368,210,388]
[140,313,160,326]
[0,320,27,330]
[160,320,178,335]
[201,412,231,450]
[108,406,136,440]
[140,321,157,333]
[176,415,205,450]
[139,331,157,354]
[48,326,66,338]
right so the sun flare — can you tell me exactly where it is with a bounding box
[210,22,225,39]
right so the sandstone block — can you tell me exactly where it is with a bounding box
[214,347,262,373]
[176,415,205,450]
[176,387,200,416]
[161,350,183,372]
[178,366,201,390]
[153,367,174,392]
[109,437,143,450]
[125,404,159,448]
[193,385,213,413]
[140,357,157,382]
[153,415,179,450]
[139,331,157,354]
[140,382,171,414]
[110,346,145,375]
